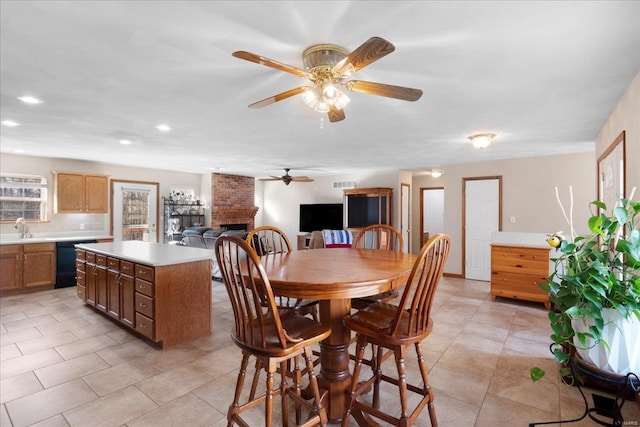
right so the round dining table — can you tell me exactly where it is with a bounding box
[259,247,417,422]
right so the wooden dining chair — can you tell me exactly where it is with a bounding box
[246,226,319,321]
[215,235,329,427]
[342,234,451,427]
[351,224,404,310]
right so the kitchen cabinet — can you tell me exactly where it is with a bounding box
[54,172,109,213]
[490,244,551,309]
[0,243,56,291]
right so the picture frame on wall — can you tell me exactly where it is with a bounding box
[597,130,626,208]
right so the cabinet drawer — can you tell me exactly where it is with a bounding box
[135,313,155,340]
[135,279,154,297]
[86,252,96,263]
[24,242,56,253]
[76,249,86,260]
[120,260,134,275]
[76,270,86,286]
[135,292,154,318]
[96,254,107,267]
[107,257,120,270]
[76,260,85,272]
[491,271,548,294]
[135,264,154,281]
[491,247,549,274]
[77,284,86,300]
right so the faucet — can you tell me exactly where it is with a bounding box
[15,217,30,239]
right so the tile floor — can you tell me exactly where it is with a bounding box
[1,277,638,426]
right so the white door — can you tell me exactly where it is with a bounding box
[465,179,500,281]
[400,183,410,253]
[112,181,159,243]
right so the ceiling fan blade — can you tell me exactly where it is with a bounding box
[291,176,314,182]
[328,106,345,123]
[345,80,423,101]
[258,177,282,181]
[248,87,310,109]
[232,51,311,79]
[332,37,395,76]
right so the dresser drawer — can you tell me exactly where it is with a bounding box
[135,279,154,297]
[76,260,85,272]
[491,246,549,274]
[76,249,86,261]
[135,292,154,318]
[491,271,548,294]
[77,284,86,300]
[120,260,134,276]
[107,257,120,270]
[135,313,155,340]
[86,252,96,263]
[135,264,154,281]
[96,254,107,267]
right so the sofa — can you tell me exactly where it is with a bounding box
[181,227,249,280]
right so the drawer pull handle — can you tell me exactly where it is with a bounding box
[139,303,146,307]
[139,324,146,328]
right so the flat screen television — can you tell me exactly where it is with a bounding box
[299,203,343,232]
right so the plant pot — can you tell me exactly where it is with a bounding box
[571,308,640,375]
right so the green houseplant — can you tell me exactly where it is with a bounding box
[531,193,640,382]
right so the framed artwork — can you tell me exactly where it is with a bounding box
[597,130,625,208]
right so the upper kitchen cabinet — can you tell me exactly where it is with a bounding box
[54,172,109,213]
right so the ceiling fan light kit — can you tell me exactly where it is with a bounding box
[232,37,423,123]
[468,133,496,149]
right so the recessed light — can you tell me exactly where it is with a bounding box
[17,96,42,104]
[1,120,20,127]
[120,139,132,145]
[156,124,171,132]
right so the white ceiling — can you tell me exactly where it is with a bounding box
[1,1,639,178]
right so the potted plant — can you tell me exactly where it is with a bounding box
[531,190,640,383]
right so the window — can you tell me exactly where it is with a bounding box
[0,174,48,221]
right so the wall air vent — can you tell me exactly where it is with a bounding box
[333,181,358,189]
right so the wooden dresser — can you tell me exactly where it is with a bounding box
[490,244,551,309]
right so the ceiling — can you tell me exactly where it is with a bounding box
[1,1,639,178]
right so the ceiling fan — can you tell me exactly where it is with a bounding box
[259,169,314,186]
[232,36,423,123]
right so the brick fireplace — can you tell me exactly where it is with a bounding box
[210,173,259,230]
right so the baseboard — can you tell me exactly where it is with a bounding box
[443,272,463,279]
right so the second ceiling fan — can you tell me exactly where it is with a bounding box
[232,36,422,123]
[259,169,314,186]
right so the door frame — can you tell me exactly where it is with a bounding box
[110,180,160,243]
[462,176,502,279]
[400,182,411,253]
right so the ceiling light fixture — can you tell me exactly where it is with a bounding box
[300,44,351,113]
[119,139,132,145]
[1,120,20,127]
[468,133,496,149]
[17,96,42,104]
[156,124,171,132]
[427,169,443,178]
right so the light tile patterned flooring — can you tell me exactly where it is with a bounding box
[1,277,638,426]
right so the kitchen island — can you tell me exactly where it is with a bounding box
[75,241,213,347]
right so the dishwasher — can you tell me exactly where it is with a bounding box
[55,239,97,288]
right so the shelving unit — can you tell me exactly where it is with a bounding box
[343,187,392,232]
[163,197,205,243]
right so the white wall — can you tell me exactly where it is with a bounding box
[0,153,206,238]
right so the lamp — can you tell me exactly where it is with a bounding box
[425,169,443,178]
[468,133,496,149]
[301,44,351,113]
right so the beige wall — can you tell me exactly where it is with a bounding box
[595,71,639,197]
[411,151,595,275]
[0,153,206,238]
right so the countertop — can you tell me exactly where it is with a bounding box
[0,234,113,245]
[75,241,214,267]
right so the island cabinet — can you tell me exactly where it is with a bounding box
[490,244,551,309]
[75,241,212,347]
